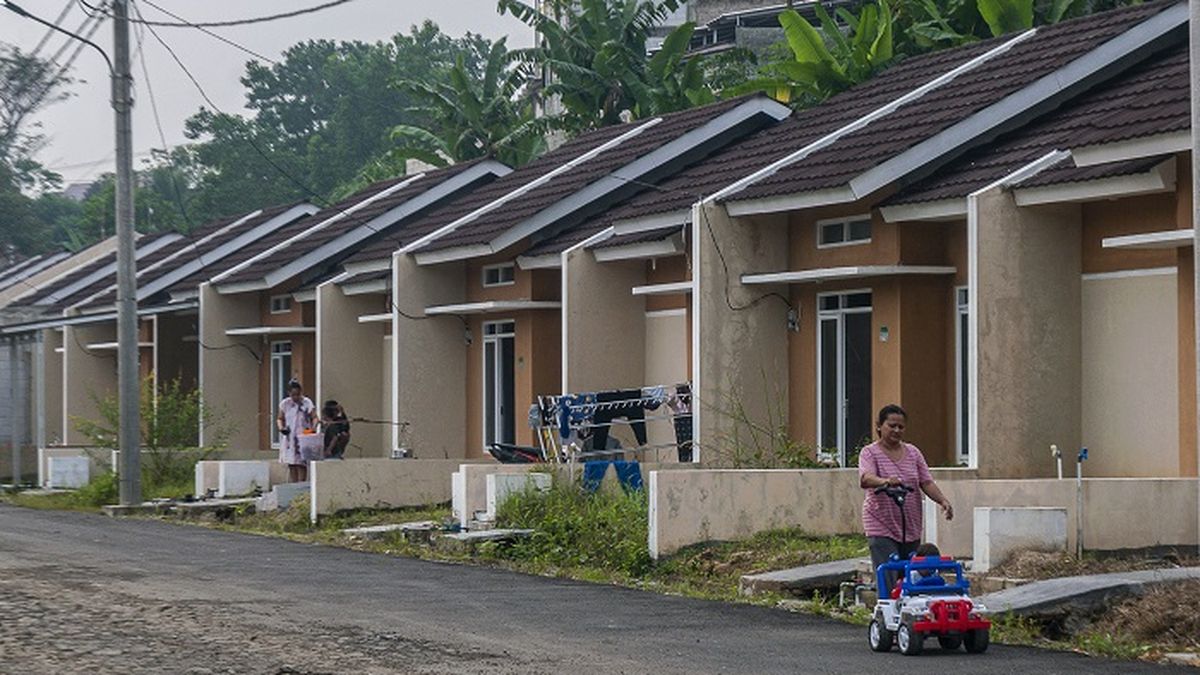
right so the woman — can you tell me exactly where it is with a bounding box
[277,379,316,482]
[859,404,954,574]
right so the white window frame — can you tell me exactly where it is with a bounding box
[269,341,293,449]
[954,286,969,465]
[815,289,872,467]
[481,319,517,451]
[269,294,293,314]
[482,263,516,288]
[816,215,873,249]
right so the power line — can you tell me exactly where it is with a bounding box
[30,0,76,58]
[90,0,358,27]
[137,0,278,64]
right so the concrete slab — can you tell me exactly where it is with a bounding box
[342,521,436,538]
[47,456,89,489]
[434,529,533,554]
[738,558,869,597]
[216,461,270,498]
[978,567,1200,619]
[255,481,308,512]
[973,506,1067,573]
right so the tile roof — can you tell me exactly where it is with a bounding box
[591,225,683,250]
[408,97,756,255]
[212,162,493,287]
[337,269,391,286]
[72,203,308,310]
[8,232,178,310]
[886,40,1188,205]
[726,0,1178,203]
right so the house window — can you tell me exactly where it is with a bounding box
[270,295,293,314]
[482,320,516,450]
[816,290,873,467]
[955,286,969,465]
[269,341,293,448]
[482,263,515,287]
[817,216,872,248]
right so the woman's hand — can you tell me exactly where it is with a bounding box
[940,501,954,520]
[885,476,902,487]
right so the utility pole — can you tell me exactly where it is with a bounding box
[113,0,140,505]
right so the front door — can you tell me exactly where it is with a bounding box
[269,341,293,448]
[817,291,872,465]
[483,320,516,450]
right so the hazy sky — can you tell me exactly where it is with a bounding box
[0,0,530,185]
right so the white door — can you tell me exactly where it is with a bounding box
[482,321,516,449]
[269,341,292,448]
[817,291,873,465]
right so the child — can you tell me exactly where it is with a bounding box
[321,400,351,460]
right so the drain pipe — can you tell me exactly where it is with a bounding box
[1075,447,1088,558]
[1051,444,1062,480]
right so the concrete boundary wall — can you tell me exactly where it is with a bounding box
[926,478,1199,558]
[647,467,974,559]
[309,458,489,522]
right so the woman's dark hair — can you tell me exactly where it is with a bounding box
[876,403,907,429]
[287,379,302,392]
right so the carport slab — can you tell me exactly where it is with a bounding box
[739,558,868,597]
[979,567,1200,618]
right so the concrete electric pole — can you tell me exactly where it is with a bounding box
[112,0,141,505]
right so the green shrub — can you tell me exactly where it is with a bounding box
[69,472,119,508]
[495,476,652,577]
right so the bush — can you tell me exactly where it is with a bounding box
[71,471,118,507]
[495,475,652,577]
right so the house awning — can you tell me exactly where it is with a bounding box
[741,265,956,285]
[1102,228,1193,250]
[424,300,561,316]
[224,326,316,336]
[631,281,692,296]
[85,342,154,350]
[357,313,392,324]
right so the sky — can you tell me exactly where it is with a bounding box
[0,0,530,186]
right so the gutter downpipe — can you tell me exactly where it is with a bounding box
[1190,0,1200,558]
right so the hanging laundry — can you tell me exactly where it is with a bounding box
[590,389,647,451]
[670,384,693,463]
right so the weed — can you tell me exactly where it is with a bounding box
[1072,632,1154,661]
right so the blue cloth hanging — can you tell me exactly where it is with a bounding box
[580,460,642,493]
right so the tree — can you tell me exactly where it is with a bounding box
[386,37,545,170]
[499,0,714,132]
[0,45,71,191]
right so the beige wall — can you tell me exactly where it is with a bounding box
[928,478,1199,557]
[317,283,387,456]
[563,251,646,393]
[392,252,467,458]
[62,323,117,444]
[974,191,1082,478]
[154,312,198,390]
[309,458,485,521]
[644,310,689,459]
[198,284,261,451]
[39,329,64,446]
[1081,272,1179,477]
[694,202,790,462]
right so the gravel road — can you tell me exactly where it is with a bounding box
[0,504,1188,674]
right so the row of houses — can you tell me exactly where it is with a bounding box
[0,0,1194,485]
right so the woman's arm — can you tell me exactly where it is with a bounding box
[858,449,901,489]
[920,480,954,520]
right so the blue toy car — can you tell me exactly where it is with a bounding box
[868,554,991,655]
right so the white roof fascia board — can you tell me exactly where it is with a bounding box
[168,288,199,303]
[136,203,318,302]
[413,244,492,265]
[879,198,968,223]
[214,279,269,295]
[211,175,425,286]
[1072,130,1191,167]
[593,234,686,262]
[515,253,562,270]
[262,161,510,289]
[357,313,393,324]
[631,281,693,296]
[36,233,182,307]
[1103,228,1193,249]
[847,5,1188,202]
[612,209,691,235]
[402,119,665,255]
[484,98,793,256]
[1013,159,1175,206]
[709,29,1038,206]
[725,187,857,217]
[292,289,317,303]
[424,300,562,315]
[225,326,317,336]
[86,341,153,350]
[340,257,392,276]
[341,279,390,295]
[0,300,198,335]
[741,265,957,285]
[70,208,268,310]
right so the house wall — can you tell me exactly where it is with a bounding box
[1175,153,1197,477]
[563,252,646,393]
[155,312,198,390]
[393,252,467,459]
[253,293,316,451]
[973,190,1082,478]
[39,329,64,446]
[198,284,261,451]
[61,322,117,444]
[694,202,790,464]
[317,283,387,457]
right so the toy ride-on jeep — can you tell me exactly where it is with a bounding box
[866,485,991,656]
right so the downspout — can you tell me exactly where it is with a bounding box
[1190,0,1200,558]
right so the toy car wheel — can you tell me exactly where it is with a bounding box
[937,635,963,651]
[964,628,989,654]
[897,622,923,656]
[868,619,893,652]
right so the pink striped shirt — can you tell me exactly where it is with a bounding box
[859,442,932,542]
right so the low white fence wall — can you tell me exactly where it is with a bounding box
[309,458,490,522]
